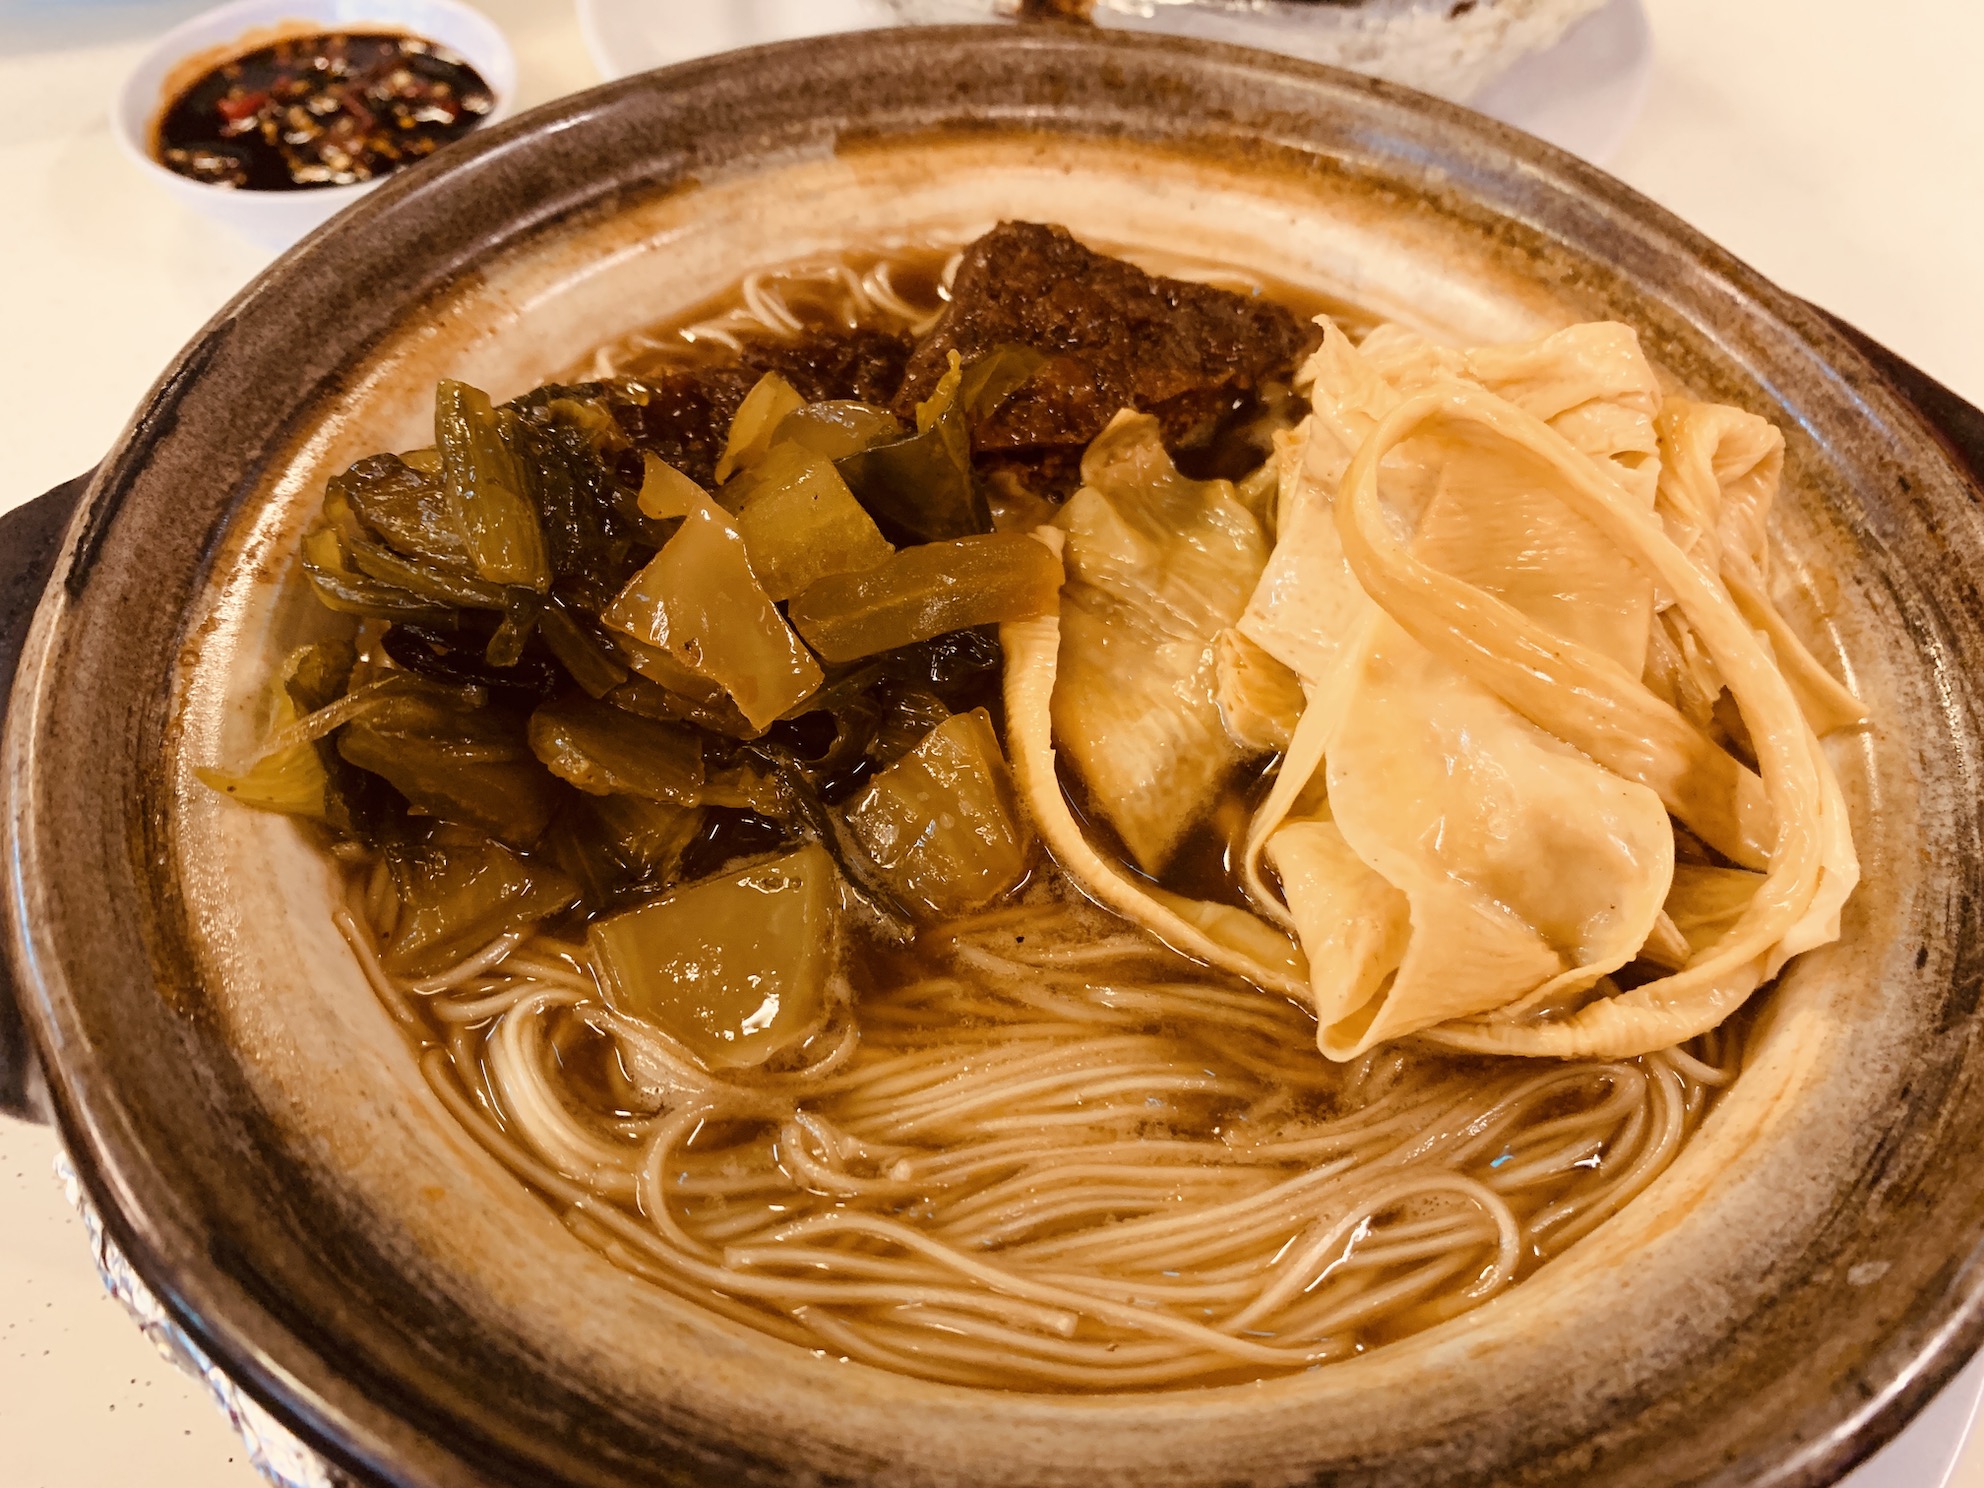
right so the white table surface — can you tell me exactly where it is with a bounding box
[3,1,1982,1484]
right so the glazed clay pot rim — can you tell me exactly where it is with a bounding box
[11,23,1984,1488]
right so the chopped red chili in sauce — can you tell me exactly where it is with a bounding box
[155,32,494,192]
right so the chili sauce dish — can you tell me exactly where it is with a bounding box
[112,0,516,249]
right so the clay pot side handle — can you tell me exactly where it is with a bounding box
[0,471,92,1123]
[1813,308,1984,494]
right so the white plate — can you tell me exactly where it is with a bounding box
[577,0,900,79]
[576,0,1649,164]
[1845,1347,1984,1488]
[1470,0,1652,164]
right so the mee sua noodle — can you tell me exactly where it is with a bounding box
[204,225,1861,1390]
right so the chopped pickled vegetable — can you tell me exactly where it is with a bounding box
[383,825,579,977]
[511,396,642,601]
[956,344,1047,421]
[320,760,395,846]
[835,351,986,542]
[677,809,793,883]
[772,400,902,461]
[714,372,804,484]
[636,452,706,521]
[607,660,759,740]
[323,466,501,611]
[728,444,894,601]
[870,685,952,770]
[541,394,623,448]
[342,531,511,611]
[383,624,562,701]
[195,682,329,818]
[283,638,357,713]
[847,708,1031,918]
[588,844,840,1068]
[436,379,551,591]
[258,671,468,753]
[788,533,1064,663]
[893,626,1005,703]
[331,453,468,568]
[915,349,964,432]
[591,792,703,870]
[300,525,458,623]
[600,498,823,732]
[767,681,885,785]
[551,793,704,910]
[737,746,914,926]
[528,694,706,804]
[698,751,788,815]
[287,639,386,836]
[339,685,558,845]
[484,592,542,667]
[195,639,393,823]
[536,600,629,699]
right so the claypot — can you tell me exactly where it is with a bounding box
[6,26,1984,1488]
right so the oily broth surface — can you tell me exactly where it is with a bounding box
[334,244,1740,1391]
[353,858,1736,1391]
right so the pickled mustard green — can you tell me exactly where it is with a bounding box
[600,498,823,731]
[847,708,1031,918]
[383,825,578,977]
[338,687,557,845]
[527,694,706,805]
[788,533,1063,663]
[715,371,804,483]
[730,444,894,601]
[771,400,902,462]
[331,453,469,568]
[635,452,706,521]
[588,844,839,1069]
[833,352,984,542]
[435,380,551,591]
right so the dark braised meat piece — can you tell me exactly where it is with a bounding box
[978,448,1085,508]
[739,327,914,407]
[896,221,1318,476]
[613,366,756,488]
[612,329,914,487]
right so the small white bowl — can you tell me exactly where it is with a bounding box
[113,0,517,251]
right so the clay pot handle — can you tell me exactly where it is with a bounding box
[1812,307,1984,493]
[0,470,91,1123]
